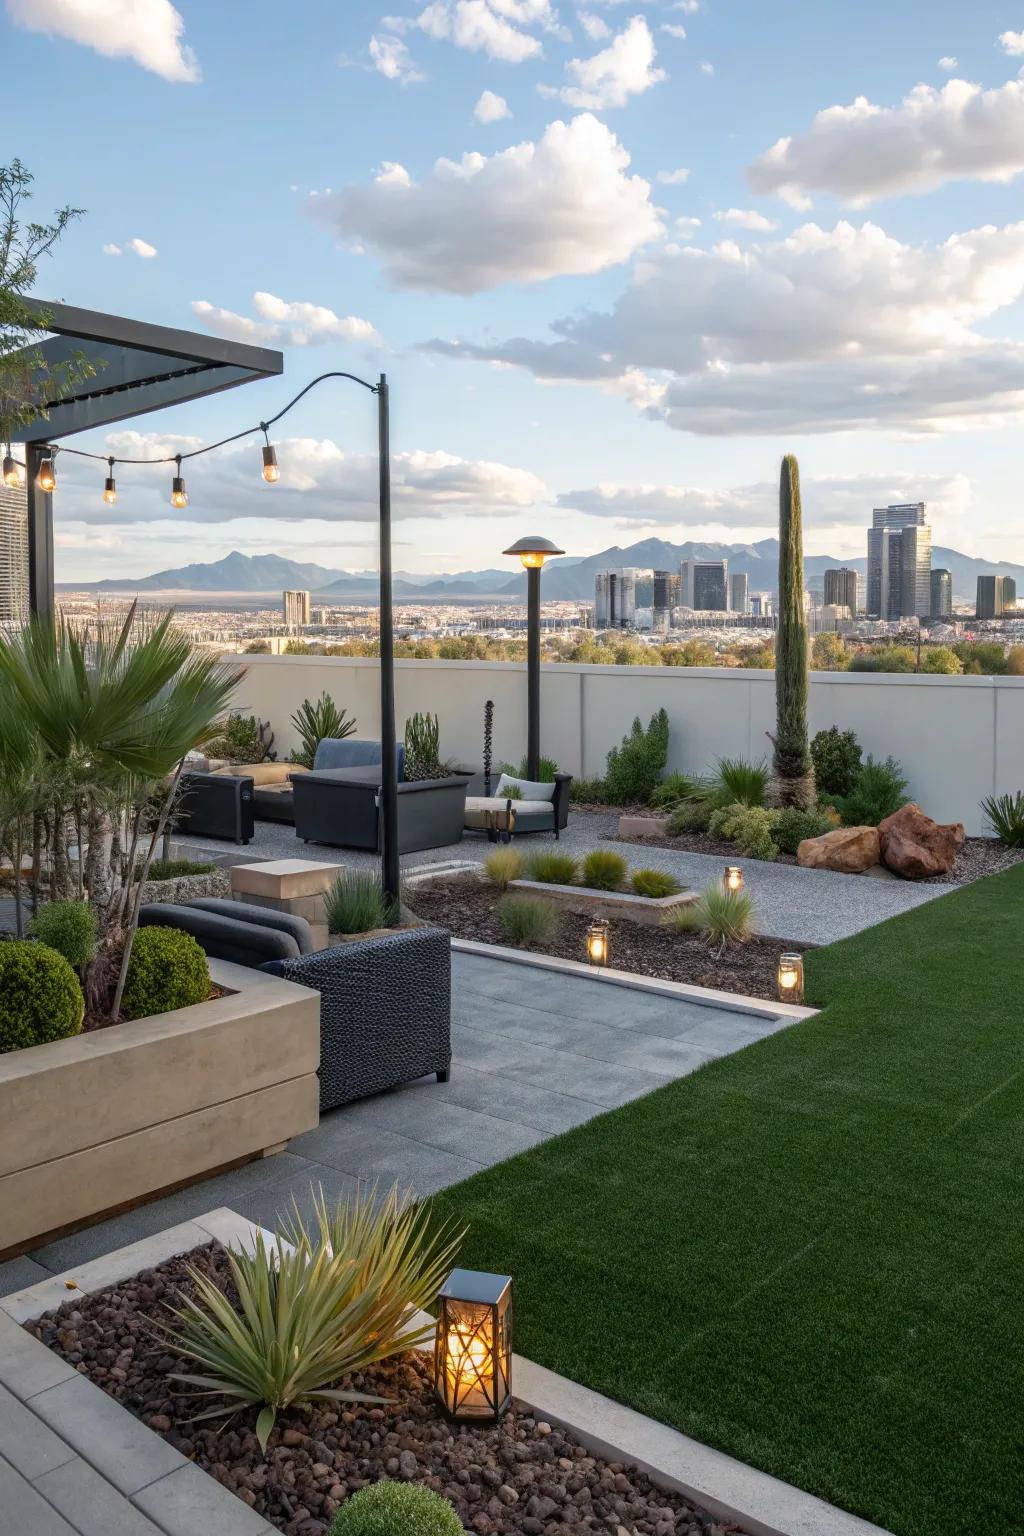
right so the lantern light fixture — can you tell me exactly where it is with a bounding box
[434,1267,512,1422]
[37,451,57,493]
[586,917,610,967]
[103,457,117,505]
[777,952,805,1003]
[170,454,188,509]
[724,865,744,893]
[2,449,21,488]
[502,535,565,571]
[261,425,279,483]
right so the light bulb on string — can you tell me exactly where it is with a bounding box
[2,448,20,488]
[170,454,188,509]
[37,451,57,493]
[261,425,279,483]
[103,457,117,505]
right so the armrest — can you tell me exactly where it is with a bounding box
[396,776,468,795]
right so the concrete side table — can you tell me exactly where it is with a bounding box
[230,859,340,951]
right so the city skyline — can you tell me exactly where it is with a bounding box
[4,1,1024,583]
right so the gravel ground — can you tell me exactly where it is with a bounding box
[28,1242,745,1536]
[406,875,801,1000]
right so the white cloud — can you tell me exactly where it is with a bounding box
[999,30,1024,56]
[128,237,157,258]
[656,167,690,184]
[5,0,199,82]
[192,293,382,348]
[713,207,779,231]
[308,113,662,293]
[422,218,1024,434]
[540,16,664,109]
[748,77,1024,205]
[661,23,687,39]
[674,214,701,235]
[938,55,958,71]
[415,0,544,61]
[473,88,511,121]
[578,9,610,39]
[102,243,122,256]
[699,59,714,75]
[62,432,547,525]
[368,33,425,81]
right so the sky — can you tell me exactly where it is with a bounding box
[5,0,1024,582]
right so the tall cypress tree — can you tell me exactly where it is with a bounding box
[772,454,815,808]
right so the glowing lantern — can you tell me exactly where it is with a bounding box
[434,1268,512,1422]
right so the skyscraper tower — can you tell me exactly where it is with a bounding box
[823,567,858,613]
[729,572,749,614]
[930,568,952,618]
[867,503,931,618]
[0,483,29,626]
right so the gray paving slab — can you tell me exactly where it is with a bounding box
[225,1166,362,1233]
[426,1060,607,1135]
[294,1117,484,1194]
[311,1092,548,1164]
[0,1311,78,1402]
[133,1463,276,1536]
[0,1256,50,1294]
[34,1457,166,1536]
[28,1375,185,1496]
[0,1455,79,1536]
[0,1382,76,1479]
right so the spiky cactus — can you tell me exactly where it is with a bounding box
[772,455,816,809]
[404,711,443,781]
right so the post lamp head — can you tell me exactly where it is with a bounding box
[503,535,565,571]
[724,865,744,893]
[586,918,610,967]
[434,1267,512,1422]
[777,952,805,1003]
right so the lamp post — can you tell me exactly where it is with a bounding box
[503,536,564,782]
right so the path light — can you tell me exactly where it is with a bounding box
[724,865,744,893]
[777,953,804,1003]
[434,1268,512,1422]
[586,918,610,967]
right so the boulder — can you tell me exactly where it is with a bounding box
[797,825,880,873]
[878,802,964,880]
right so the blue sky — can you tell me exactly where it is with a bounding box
[5,0,1024,581]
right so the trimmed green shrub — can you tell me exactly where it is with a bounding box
[326,871,398,934]
[603,709,670,805]
[649,773,700,810]
[569,776,607,805]
[710,803,781,861]
[774,806,836,856]
[694,885,756,945]
[980,791,1024,847]
[30,900,97,971]
[483,848,524,889]
[666,800,713,836]
[503,754,559,783]
[498,894,561,947]
[330,1482,464,1536]
[631,868,682,898]
[120,928,210,1021]
[830,756,909,827]
[811,727,863,797]
[0,941,84,1052]
[525,851,578,885]
[143,858,215,882]
[582,849,627,890]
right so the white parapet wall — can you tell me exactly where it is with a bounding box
[229,654,1024,835]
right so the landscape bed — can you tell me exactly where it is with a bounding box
[428,866,1024,1536]
[406,874,802,1001]
[26,1239,745,1536]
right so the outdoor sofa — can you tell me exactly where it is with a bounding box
[464,771,572,841]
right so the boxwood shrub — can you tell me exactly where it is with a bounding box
[120,927,210,1021]
[0,940,84,1053]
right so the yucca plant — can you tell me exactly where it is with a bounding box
[693,884,756,948]
[290,693,356,770]
[713,757,769,808]
[981,791,1024,847]
[404,712,443,781]
[162,1184,464,1451]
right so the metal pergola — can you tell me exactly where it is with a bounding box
[8,298,284,620]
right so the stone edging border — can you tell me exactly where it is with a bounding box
[0,1210,889,1536]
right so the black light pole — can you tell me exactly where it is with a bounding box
[376,373,400,910]
[503,536,565,781]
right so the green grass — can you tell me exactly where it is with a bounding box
[432,867,1024,1536]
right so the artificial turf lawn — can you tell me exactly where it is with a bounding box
[432,864,1024,1536]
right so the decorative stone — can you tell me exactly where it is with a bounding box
[230,859,339,900]
[796,826,880,873]
[878,803,964,880]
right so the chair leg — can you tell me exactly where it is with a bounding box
[436,1068,450,1083]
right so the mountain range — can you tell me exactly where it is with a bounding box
[69,540,1024,605]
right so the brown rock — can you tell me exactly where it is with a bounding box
[878,803,965,879]
[796,825,880,873]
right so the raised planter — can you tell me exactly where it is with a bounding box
[0,962,320,1258]
[618,813,671,838]
[509,876,696,927]
[136,868,232,905]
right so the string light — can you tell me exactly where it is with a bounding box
[37,451,57,493]
[2,448,20,488]
[103,457,117,505]
[261,425,279,483]
[170,454,188,509]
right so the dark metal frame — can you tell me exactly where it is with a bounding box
[434,1269,513,1422]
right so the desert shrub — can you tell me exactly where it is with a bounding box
[774,806,836,856]
[582,849,627,890]
[326,871,398,934]
[525,851,578,885]
[503,755,559,783]
[662,902,701,933]
[483,848,524,889]
[710,757,769,808]
[810,727,863,797]
[830,756,909,827]
[569,776,607,805]
[404,712,445,781]
[503,784,523,801]
[498,894,561,946]
[649,773,700,809]
[666,800,713,835]
[631,867,682,898]
[30,900,97,971]
[120,927,210,1021]
[143,858,215,882]
[290,693,357,769]
[603,708,670,805]
[0,941,84,1052]
[694,885,756,946]
[208,712,272,764]
[165,1185,462,1451]
[980,791,1024,847]
[331,1483,464,1536]
[710,803,780,861]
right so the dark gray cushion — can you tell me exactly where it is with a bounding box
[138,904,301,967]
[189,898,315,954]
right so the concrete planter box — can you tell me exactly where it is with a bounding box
[509,877,695,927]
[0,961,320,1258]
[618,814,672,839]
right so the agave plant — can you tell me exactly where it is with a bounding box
[289,692,356,769]
[162,1184,464,1450]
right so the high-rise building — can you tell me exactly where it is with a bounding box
[867,503,930,618]
[653,569,680,622]
[680,559,727,611]
[729,572,749,614]
[898,524,932,619]
[0,483,29,626]
[930,568,952,619]
[976,574,1017,618]
[824,567,858,613]
[283,589,311,628]
[749,592,773,619]
[617,568,640,627]
[594,570,612,627]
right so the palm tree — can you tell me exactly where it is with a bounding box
[0,605,241,1019]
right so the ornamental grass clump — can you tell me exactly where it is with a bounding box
[483,847,523,890]
[331,1483,464,1536]
[163,1185,463,1452]
[631,868,682,898]
[498,894,561,947]
[582,849,627,890]
[326,870,399,934]
[694,885,756,947]
[525,850,578,885]
[143,858,216,882]
[0,940,84,1053]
